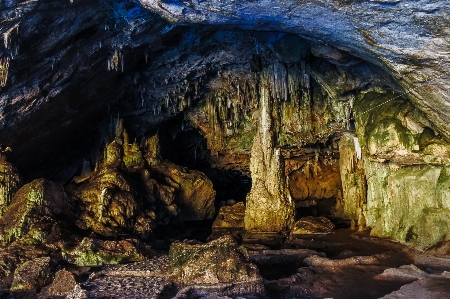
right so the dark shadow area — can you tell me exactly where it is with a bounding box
[158,115,251,204]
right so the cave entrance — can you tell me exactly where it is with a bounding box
[158,115,251,206]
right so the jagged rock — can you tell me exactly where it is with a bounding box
[0,152,22,217]
[141,0,450,144]
[169,235,262,287]
[69,129,214,235]
[68,137,144,236]
[288,158,342,215]
[63,237,155,267]
[39,269,77,298]
[349,94,450,249]
[10,256,56,292]
[339,133,366,227]
[291,216,335,236]
[0,179,69,245]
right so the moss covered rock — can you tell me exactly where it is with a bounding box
[0,179,69,245]
[63,237,155,267]
[169,235,261,285]
[0,153,22,217]
[365,161,450,250]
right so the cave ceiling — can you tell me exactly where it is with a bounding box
[0,0,448,182]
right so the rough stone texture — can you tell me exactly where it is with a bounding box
[140,0,450,143]
[0,179,69,245]
[10,256,55,292]
[168,235,262,286]
[0,152,22,217]
[348,92,450,250]
[62,237,155,267]
[339,133,367,227]
[39,269,77,298]
[68,138,144,236]
[288,154,342,214]
[364,161,450,251]
[67,127,214,236]
[212,202,245,230]
[244,70,295,232]
[146,135,216,222]
[290,216,335,236]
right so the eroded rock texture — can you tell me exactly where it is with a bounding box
[0,0,450,270]
[169,235,263,288]
[141,0,450,141]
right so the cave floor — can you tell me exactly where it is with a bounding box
[29,229,450,299]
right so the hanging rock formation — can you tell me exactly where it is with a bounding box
[140,0,450,142]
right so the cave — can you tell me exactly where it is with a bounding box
[1,0,450,298]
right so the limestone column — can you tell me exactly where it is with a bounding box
[244,79,295,232]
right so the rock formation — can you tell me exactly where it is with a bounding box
[0,178,69,245]
[141,0,450,141]
[67,122,215,236]
[62,237,154,267]
[1,3,450,299]
[244,71,295,232]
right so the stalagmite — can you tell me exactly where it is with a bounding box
[244,74,295,233]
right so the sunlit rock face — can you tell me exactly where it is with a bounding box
[141,0,450,141]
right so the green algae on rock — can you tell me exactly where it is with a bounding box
[169,235,261,286]
[0,179,69,246]
[62,237,155,267]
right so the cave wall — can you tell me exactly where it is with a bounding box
[0,0,449,251]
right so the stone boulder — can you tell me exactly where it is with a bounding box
[39,269,77,298]
[10,257,56,292]
[68,141,143,237]
[169,235,262,287]
[62,237,155,267]
[291,216,335,236]
[0,179,69,245]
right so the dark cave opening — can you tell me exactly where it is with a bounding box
[158,114,252,206]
